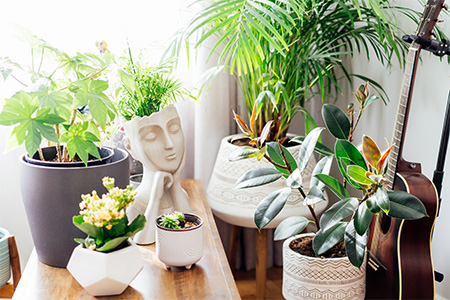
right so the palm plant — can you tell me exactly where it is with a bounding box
[168,0,431,141]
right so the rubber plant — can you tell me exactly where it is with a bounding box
[167,0,440,141]
[0,28,116,165]
[230,84,427,267]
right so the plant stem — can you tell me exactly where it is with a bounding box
[278,142,293,173]
[296,187,321,231]
[38,148,44,161]
[263,154,288,170]
[55,125,62,162]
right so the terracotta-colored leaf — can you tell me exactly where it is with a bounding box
[250,101,257,133]
[233,111,250,136]
[377,144,394,173]
[362,135,381,171]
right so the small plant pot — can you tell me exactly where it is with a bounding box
[155,213,203,270]
[0,228,10,289]
[282,233,366,300]
[25,146,114,167]
[67,239,144,296]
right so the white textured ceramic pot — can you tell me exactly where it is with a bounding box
[207,134,328,228]
[0,228,10,289]
[283,233,366,300]
[155,213,203,269]
[67,239,144,296]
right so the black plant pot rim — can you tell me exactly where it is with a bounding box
[155,213,203,232]
[23,146,115,168]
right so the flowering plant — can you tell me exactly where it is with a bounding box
[73,177,146,252]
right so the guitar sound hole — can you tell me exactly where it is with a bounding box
[379,213,391,234]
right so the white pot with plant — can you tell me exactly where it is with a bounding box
[231,85,428,299]
[67,177,146,297]
[155,211,203,270]
[115,52,193,245]
[0,30,129,268]
[169,0,425,228]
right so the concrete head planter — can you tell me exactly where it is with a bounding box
[123,106,191,245]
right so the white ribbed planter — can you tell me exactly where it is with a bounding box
[283,233,366,300]
[207,134,328,228]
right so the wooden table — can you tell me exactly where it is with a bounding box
[13,179,241,300]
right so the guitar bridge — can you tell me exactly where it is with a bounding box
[368,252,387,272]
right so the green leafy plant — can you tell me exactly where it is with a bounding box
[73,177,146,252]
[158,211,186,230]
[116,48,192,120]
[168,0,436,141]
[231,84,427,267]
[0,29,116,165]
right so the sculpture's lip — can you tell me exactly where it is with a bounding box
[166,153,177,160]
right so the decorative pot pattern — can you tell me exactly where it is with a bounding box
[0,228,10,289]
[20,148,130,268]
[67,239,144,296]
[207,135,328,228]
[155,213,203,269]
[283,233,366,300]
[123,106,191,245]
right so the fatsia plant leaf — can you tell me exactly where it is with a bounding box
[235,168,283,189]
[254,188,291,230]
[344,221,368,268]
[320,197,359,232]
[387,190,427,219]
[313,222,346,256]
[297,127,324,172]
[314,174,350,200]
[322,104,350,140]
[274,216,310,241]
[362,135,381,171]
[229,147,259,162]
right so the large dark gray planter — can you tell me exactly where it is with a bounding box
[20,148,130,268]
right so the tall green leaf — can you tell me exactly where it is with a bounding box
[254,188,291,230]
[322,104,350,140]
[313,222,346,256]
[274,216,310,241]
[297,127,324,172]
[235,168,283,189]
[314,174,349,200]
[320,197,359,231]
[387,190,427,219]
[344,221,368,268]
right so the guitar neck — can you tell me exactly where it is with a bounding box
[385,45,421,191]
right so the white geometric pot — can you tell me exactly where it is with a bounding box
[0,228,10,289]
[207,134,328,228]
[155,213,203,269]
[283,233,366,300]
[67,239,144,296]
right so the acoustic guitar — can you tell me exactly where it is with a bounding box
[365,1,445,299]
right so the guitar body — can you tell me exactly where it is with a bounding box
[366,166,438,299]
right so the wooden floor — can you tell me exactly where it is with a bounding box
[233,267,283,300]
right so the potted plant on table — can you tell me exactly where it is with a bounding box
[115,49,193,245]
[67,177,146,297]
[231,84,427,299]
[0,30,130,267]
[155,211,204,270]
[168,0,427,229]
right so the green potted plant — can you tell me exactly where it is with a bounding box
[116,50,193,245]
[231,84,427,299]
[168,0,430,229]
[67,177,146,296]
[0,29,130,267]
[155,211,203,270]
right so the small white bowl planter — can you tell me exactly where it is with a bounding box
[0,228,10,289]
[155,213,203,270]
[283,233,366,300]
[67,239,144,296]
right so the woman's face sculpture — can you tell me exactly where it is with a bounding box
[126,106,185,173]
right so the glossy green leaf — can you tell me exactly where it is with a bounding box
[344,221,368,268]
[298,127,324,172]
[322,104,350,139]
[335,139,367,170]
[387,190,427,219]
[347,165,374,185]
[313,222,346,256]
[274,216,310,241]
[236,168,283,189]
[310,156,333,191]
[304,185,326,206]
[314,174,350,199]
[254,188,291,230]
[320,197,359,231]
[229,147,259,162]
[291,136,334,157]
[375,187,389,213]
[286,168,302,188]
[266,142,297,177]
[366,195,381,214]
[354,202,374,235]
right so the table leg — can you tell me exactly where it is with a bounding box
[227,225,242,270]
[255,229,268,300]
